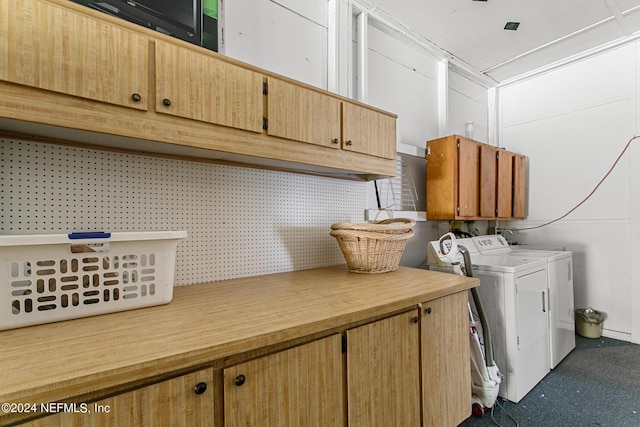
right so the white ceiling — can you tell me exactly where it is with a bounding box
[365,0,640,83]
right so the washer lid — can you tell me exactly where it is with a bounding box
[509,249,573,261]
[470,253,548,273]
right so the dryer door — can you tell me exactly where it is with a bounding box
[515,268,550,401]
[516,268,549,350]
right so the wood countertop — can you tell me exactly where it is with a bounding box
[0,265,477,418]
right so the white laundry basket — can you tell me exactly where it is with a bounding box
[0,231,187,330]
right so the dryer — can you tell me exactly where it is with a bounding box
[471,236,575,368]
[428,236,551,403]
[506,248,575,368]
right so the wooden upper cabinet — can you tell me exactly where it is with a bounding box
[223,334,343,427]
[422,292,471,427]
[346,310,421,427]
[1,0,148,110]
[342,102,397,159]
[155,40,263,133]
[30,368,215,427]
[427,135,527,220]
[480,144,498,218]
[266,77,341,148]
[426,135,480,220]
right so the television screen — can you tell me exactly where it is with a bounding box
[72,0,207,48]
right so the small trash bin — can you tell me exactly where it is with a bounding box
[575,308,606,338]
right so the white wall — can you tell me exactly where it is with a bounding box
[498,41,640,342]
[366,23,439,147]
[448,69,490,144]
[222,0,328,88]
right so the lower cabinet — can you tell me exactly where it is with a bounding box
[223,334,344,427]
[422,291,471,427]
[23,295,470,427]
[29,368,215,427]
[345,309,421,427]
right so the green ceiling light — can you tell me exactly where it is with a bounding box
[504,22,520,30]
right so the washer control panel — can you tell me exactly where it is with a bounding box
[472,235,509,254]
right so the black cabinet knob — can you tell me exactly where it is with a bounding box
[346,140,353,146]
[425,307,432,314]
[193,382,207,395]
[162,98,172,107]
[411,316,419,324]
[234,374,246,386]
[131,93,142,102]
[332,138,339,144]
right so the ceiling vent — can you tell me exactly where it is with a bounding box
[504,22,520,30]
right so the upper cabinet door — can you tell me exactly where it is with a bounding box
[266,77,341,148]
[479,144,498,218]
[1,0,148,110]
[155,40,264,133]
[342,102,396,159]
[513,154,527,219]
[457,137,481,218]
[497,150,515,218]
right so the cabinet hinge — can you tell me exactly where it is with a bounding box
[456,206,460,213]
[263,82,268,95]
[262,117,268,130]
[342,336,347,354]
[457,142,460,148]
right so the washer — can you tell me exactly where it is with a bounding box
[472,236,576,368]
[428,236,551,403]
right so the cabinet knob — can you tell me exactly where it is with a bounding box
[346,140,353,146]
[425,307,432,314]
[193,382,207,395]
[332,138,339,145]
[131,93,142,102]
[162,98,172,107]
[234,374,246,386]
[411,316,419,324]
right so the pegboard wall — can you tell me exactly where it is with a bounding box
[0,138,367,285]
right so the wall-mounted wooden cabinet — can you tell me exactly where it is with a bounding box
[1,0,149,111]
[266,77,342,149]
[0,0,397,180]
[342,101,397,159]
[155,40,264,133]
[265,77,396,160]
[426,134,526,220]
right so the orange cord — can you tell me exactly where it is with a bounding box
[510,135,640,232]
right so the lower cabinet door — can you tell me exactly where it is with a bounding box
[422,292,471,427]
[223,334,343,427]
[29,368,215,427]
[346,310,421,427]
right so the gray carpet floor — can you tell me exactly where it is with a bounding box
[459,335,640,427]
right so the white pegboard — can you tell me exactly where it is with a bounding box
[0,139,366,285]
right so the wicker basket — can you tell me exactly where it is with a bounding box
[330,219,415,273]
